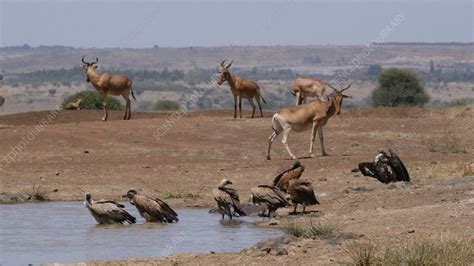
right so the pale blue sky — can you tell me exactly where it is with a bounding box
[0,0,472,48]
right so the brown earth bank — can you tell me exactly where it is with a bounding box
[1,107,473,265]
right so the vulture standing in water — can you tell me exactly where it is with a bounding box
[84,193,136,224]
[125,190,179,223]
[213,179,246,219]
[250,185,290,217]
[358,149,410,184]
[287,180,320,214]
[272,160,305,192]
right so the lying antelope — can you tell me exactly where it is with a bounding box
[292,76,340,105]
[267,85,351,160]
[81,57,136,121]
[218,60,266,118]
[65,98,82,110]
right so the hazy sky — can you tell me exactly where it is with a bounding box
[0,0,472,48]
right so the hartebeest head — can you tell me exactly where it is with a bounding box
[328,84,351,115]
[217,59,233,85]
[81,56,98,82]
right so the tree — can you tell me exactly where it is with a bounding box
[62,90,123,110]
[372,68,429,107]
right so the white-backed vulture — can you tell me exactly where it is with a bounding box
[272,160,305,192]
[212,179,246,219]
[250,185,290,217]
[84,193,136,224]
[358,149,410,183]
[125,190,178,223]
[288,180,320,214]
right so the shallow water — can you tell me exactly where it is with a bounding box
[0,201,282,265]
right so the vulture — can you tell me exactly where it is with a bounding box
[212,179,246,219]
[125,190,178,223]
[84,193,136,225]
[358,149,410,184]
[272,160,305,192]
[287,180,320,214]
[250,185,290,217]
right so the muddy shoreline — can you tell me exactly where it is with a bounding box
[1,108,473,265]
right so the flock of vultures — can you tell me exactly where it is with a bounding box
[77,57,411,224]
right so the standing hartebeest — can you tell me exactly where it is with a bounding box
[81,57,136,121]
[217,60,266,118]
[267,85,351,160]
[292,76,342,105]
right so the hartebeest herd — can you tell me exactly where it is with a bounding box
[69,57,352,223]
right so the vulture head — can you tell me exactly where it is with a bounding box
[125,189,138,199]
[219,179,233,188]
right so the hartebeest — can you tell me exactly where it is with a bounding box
[0,95,4,107]
[292,76,341,105]
[267,85,351,160]
[217,60,266,118]
[81,57,136,121]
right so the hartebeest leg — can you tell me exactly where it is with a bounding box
[282,127,296,160]
[256,96,263,118]
[309,121,319,157]
[267,130,280,160]
[238,96,243,118]
[248,98,256,118]
[122,94,131,120]
[102,95,108,121]
[318,126,328,156]
[233,95,237,119]
[302,203,306,214]
[295,92,301,105]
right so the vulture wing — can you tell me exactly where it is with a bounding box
[89,201,136,224]
[388,150,410,182]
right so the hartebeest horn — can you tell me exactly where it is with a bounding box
[341,84,351,92]
[226,60,233,69]
[220,60,226,68]
[326,83,337,91]
[81,56,87,64]
[91,57,98,65]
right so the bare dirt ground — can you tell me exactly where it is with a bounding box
[1,107,473,265]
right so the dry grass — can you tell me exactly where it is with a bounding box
[413,162,469,179]
[281,219,336,238]
[26,184,48,201]
[422,129,467,154]
[348,238,474,265]
[163,191,201,199]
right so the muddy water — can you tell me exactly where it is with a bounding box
[0,201,282,265]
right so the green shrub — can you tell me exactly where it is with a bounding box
[154,100,181,111]
[372,68,429,107]
[62,90,123,110]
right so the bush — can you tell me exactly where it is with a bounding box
[154,100,181,111]
[62,90,123,110]
[372,68,429,107]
